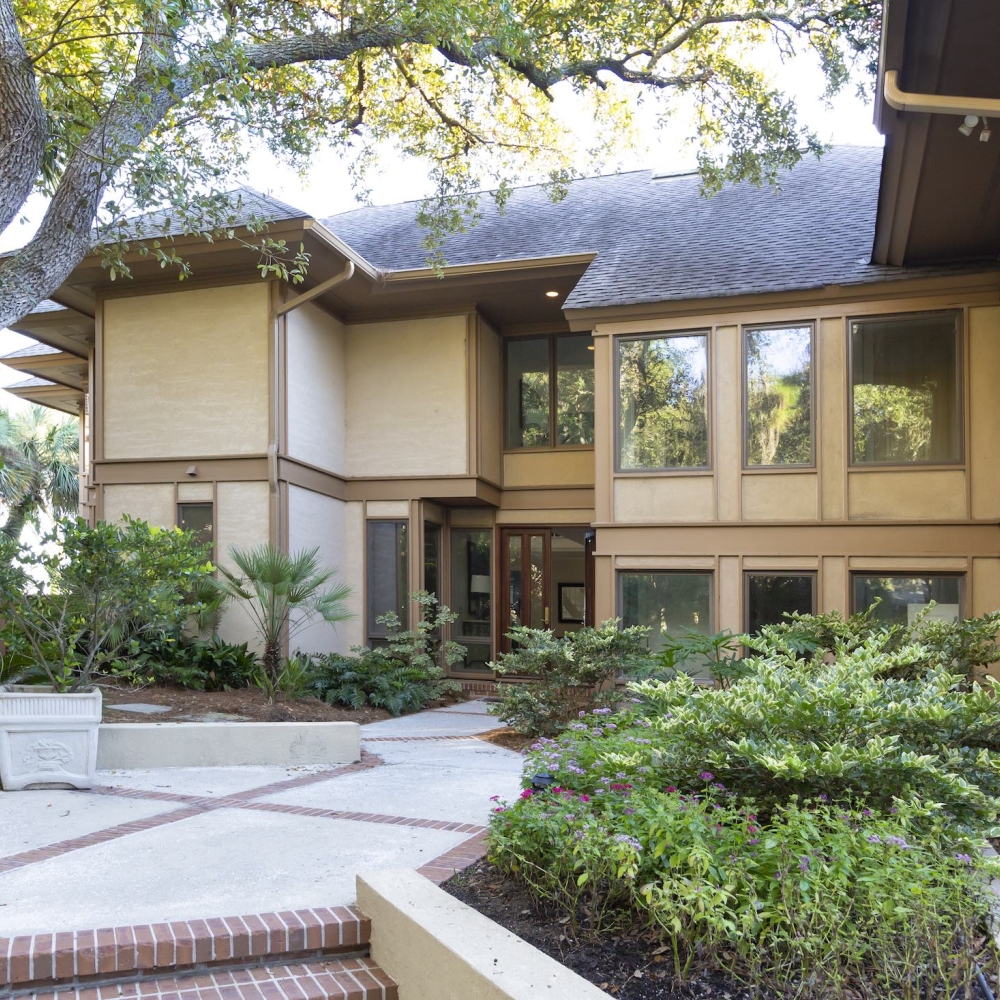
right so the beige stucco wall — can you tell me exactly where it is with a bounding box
[969,305,1000,520]
[614,476,715,522]
[102,283,270,459]
[286,484,351,656]
[344,315,468,477]
[286,302,346,474]
[503,450,594,489]
[101,483,175,527]
[848,470,967,520]
[743,473,818,521]
[342,501,366,649]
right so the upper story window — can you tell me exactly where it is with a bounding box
[618,332,709,470]
[850,311,963,465]
[505,334,594,449]
[744,324,813,467]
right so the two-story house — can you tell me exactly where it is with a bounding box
[6,0,1000,678]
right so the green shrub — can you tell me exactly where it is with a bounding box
[308,591,462,715]
[488,620,655,736]
[128,634,258,691]
[489,785,995,997]
[522,633,1000,830]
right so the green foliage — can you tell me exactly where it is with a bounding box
[0,405,79,541]
[488,620,655,736]
[211,543,352,694]
[0,516,214,691]
[309,592,462,716]
[489,786,995,997]
[253,652,313,703]
[128,634,258,691]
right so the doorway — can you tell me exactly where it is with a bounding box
[498,526,592,652]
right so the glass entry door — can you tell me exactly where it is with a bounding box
[499,527,591,652]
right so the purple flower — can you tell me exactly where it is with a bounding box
[799,856,810,872]
[885,836,910,849]
[614,834,642,851]
[862,809,872,818]
[867,834,881,844]
[955,853,974,865]
[593,708,612,715]
[700,772,715,782]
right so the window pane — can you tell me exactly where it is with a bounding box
[507,534,523,629]
[367,520,408,638]
[506,337,550,448]
[450,528,492,672]
[177,503,213,548]
[851,313,961,464]
[556,335,594,445]
[423,521,441,600]
[745,326,812,466]
[746,574,815,634]
[619,571,713,662]
[618,334,709,469]
[853,575,962,627]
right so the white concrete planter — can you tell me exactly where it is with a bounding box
[0,686,102,791]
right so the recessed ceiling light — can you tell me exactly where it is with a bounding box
[545,290,559,298]
[587,345,595,351]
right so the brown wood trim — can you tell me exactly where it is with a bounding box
[93,457,268,484]
[93,301,104,462]
[278,456,347,501]
[346,477,501,506]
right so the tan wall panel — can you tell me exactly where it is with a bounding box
[614,476,715,523]
[718,555,740,633]
[715,325,740,521]
[743,556,819,570]
[342,501,366,649]
[503,450,594,488]
[819,317,846,520]
[286,302,346,474]
[101,483,175,527]
[177,482,213,502]
[103,283,270,459]
[595,554,614,625]
[287,485,351,655]
[496,509,592,525]
[215,481,270,646]
[742,473,818,521]
[848,470,967,520]
[450,508,495,528]
[615,556,716,569]
[345,315,468,477]
[848,556,969,571]
[367,500,410,518]
[970,306,1000,520]
[478,320,502,485]
[972,557,1000,616]
[821,556,848,614]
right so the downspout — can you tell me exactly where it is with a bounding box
[268,258,355,544]
[883,69,1000,118]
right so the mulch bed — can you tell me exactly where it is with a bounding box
[444,860,996,1000]
[477,727,534,752]
[99,684,392,724]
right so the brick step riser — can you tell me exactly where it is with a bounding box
[1,907,370,992]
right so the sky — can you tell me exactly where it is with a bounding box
[0,50,883,414]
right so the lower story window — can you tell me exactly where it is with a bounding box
[177,502,213,549]
[367,520,408,642]
[450,528,492,671]
[619,571,713,654]
[852,574,962,626]
[745,572,816,634]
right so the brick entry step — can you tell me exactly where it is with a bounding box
[1,907,396,1000]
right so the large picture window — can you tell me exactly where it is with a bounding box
[367,520,408,641]
[618,333,709,470]
[852,575,962,627]
[745,573,815,634]
[850,312,962,465]
[619,571,713,652]
[505,334,594,449]
[744,325,813,466]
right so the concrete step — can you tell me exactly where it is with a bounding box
[22,956,397,999]
[1,907,371,993]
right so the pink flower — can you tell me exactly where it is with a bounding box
[520,789,534,799]
[579,794,590,803]
[490,795,500,802]
[666,786,677,793]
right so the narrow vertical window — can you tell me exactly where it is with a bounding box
[744,325,813,466]
[367,520,408,641]
[618,333,709,470]
[556,335,595,445]
[850,312,962,464]
[505,337,550,448]
[450,528,492,671]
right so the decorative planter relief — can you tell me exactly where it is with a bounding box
[0,687,102,790]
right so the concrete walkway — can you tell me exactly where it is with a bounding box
[0,701,523,936]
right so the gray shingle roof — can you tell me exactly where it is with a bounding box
[324,146,996,310]
[1,343,60,361]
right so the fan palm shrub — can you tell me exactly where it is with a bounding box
[212,544,352,694]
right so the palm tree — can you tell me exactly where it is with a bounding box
[212,543,353,685]
[0,405,79,541]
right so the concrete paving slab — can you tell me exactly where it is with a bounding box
[110,703,173,714]
[96,764,332,797]
[0,790,182,857]
[0,807,467,935]
[365,738,524,771]
[262,754,523,825]
[360,715,501,737]
[428,701,494,716]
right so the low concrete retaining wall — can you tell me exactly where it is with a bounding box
[97,722,361,769]
[356,869,607,1000]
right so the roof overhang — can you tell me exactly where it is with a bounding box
[4,377,83,415]
[873,0,1000,266]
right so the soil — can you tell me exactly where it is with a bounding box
[443,861,996,1000]
[99,683,392,724]
[477,727,534,752]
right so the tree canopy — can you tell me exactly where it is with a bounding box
[0,0,879,329]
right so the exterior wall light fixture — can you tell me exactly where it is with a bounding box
[958,114,979,137]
